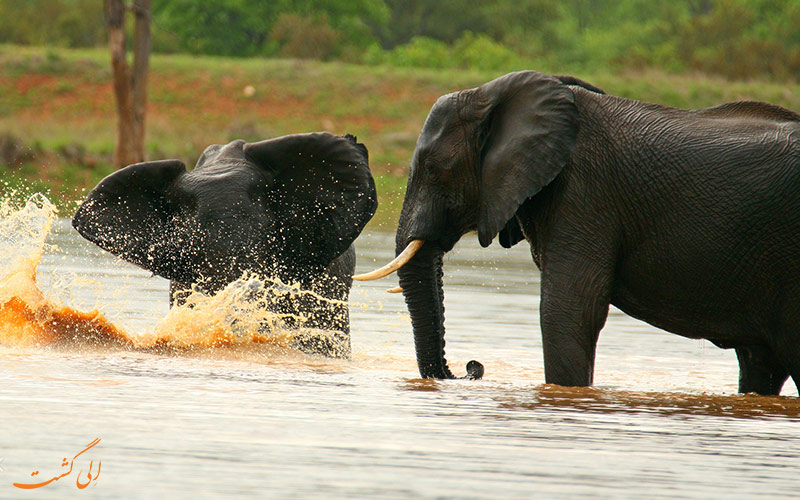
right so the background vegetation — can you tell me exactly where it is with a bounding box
[0,1,798,226]
[2,0,799,79]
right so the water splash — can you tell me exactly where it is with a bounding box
[0,192,56,289]
[0,193,347,357]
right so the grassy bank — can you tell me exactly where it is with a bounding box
[1,44,799,228]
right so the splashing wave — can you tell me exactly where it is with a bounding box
[0,193,343,356]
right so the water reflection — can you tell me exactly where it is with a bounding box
[398,378,800,420]
[498,385,800,420]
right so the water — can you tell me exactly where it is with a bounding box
[1,198,799,499]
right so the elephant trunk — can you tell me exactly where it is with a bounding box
[397,241,455,379]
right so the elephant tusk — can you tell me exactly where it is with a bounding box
[352,240,424,281]
[386,286,403,294]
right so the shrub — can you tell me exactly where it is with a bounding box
[379,36,452,69]
[364,32,528,72]
[453,32,525,71]
[270,13,342,61]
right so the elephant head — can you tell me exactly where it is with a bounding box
[73,132,377,294]
[355,71,587,378]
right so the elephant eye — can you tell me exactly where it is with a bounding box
[429,163,456,188]
[424,159,442,180]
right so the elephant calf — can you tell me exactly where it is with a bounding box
[357,70,800,395]
[73,132,377,357]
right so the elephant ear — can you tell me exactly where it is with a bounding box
[498,218,525,248]
[243,132,377,267]
[71,160,194,281]
[474,71,580,247]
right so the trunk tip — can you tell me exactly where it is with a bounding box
[466,360,484,380]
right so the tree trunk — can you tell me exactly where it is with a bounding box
[106,0,150,168]
[131,0,151,162]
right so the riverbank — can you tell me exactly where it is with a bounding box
[1,44,798,228]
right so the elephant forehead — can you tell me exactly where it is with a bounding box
[181,167,267,196]
[419,94,458,141]
[191,201,272,241]
[169,171,273,231]
[195,139,247,167]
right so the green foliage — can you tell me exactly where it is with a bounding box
[371,0,491,48]
[1,1,800,80]
[0,0,104,48]
[453,33,527,72]
[152,0,273,57]
[366,36,450,69]
[271,13,341,60]
[366,32,526,72]
[673,0,800,79]
[150,0,387,57]
[547,0,800,78]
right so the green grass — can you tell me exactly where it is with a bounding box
[1,44,799,225]
[369,173,407,231]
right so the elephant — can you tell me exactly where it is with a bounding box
[355,70,800,395]
[73,132,377,357]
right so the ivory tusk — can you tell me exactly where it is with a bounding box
[386,286,403,294]
[352,239,424,281]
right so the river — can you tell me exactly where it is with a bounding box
[1,196,798,499]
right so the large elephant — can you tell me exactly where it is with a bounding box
[356,70,800,395]
[73,132,377,357]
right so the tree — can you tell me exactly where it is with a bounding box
[106,0,151,168]
[151,0,387,57]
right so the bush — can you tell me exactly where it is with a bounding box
[364,32,528,72]
[377,36,452,69]
[270,13,342,60]
[0,0,104,48]
[674,0,800,79]
[453,32,525,71]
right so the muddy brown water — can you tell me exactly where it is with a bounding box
[1,209,799,498]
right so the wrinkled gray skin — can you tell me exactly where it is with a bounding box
[396,70,800,395]
[73,132,377,357]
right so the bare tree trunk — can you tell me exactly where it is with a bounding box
[106,0,151,168]
[131,0,151,163]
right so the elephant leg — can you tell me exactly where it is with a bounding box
[735,345,789,395]
[539,257,612,387]
[290,328,351,359]
[287,275,352,359]
[288,302,351,358]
